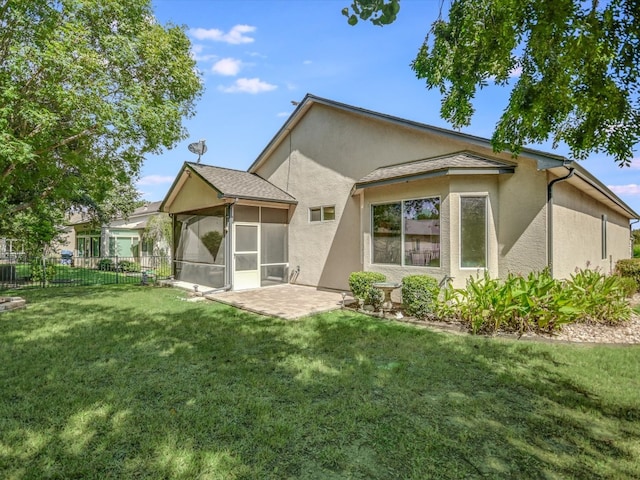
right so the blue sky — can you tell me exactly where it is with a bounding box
[142,0,640,216]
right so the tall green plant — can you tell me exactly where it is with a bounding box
[435,269,631,335]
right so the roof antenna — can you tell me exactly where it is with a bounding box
[188,139,207,163]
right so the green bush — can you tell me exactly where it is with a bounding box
[348,271,386,307]
[29,259,56,283]
[615,276,638,298]
[634,244,640,258]
[97,258,114,271]
[117,260,140,272]
[401,274,440,319]
[615,258,640,291]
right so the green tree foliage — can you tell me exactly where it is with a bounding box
[142,212,172,257]
[344,0,639,166]
[0,0,202,248]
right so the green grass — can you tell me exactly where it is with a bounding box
[10,264,150,287]
[1,285,639,479]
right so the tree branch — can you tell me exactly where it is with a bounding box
[34,126,97,155]
[2,163,16,180]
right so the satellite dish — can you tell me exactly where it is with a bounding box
[188,139,207,163]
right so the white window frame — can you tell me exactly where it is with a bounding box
[309,205,336,223]
[370,196,441,267]
[459,194,488,270]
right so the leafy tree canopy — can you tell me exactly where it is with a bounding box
[0,0,202,249]
[344,0,639,166]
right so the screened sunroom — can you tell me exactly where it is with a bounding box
[161,162,296,291]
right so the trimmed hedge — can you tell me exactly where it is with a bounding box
[615,258,640,292]
[348,271,386,307]
[401,274,440,319]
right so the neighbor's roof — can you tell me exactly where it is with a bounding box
[187,162,296,204]
[355,152,516,190]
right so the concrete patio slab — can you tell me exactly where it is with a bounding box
[205,284,347,320]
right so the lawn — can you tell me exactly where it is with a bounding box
[1,286,639,479]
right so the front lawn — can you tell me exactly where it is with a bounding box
[1,286,639,479]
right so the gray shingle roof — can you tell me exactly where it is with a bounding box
[356,152,516,188]
[189,163,296,204]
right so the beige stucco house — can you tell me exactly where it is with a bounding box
[161,94,638,293]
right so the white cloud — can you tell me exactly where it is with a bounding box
[190,25,256,45]
[219,78,277,94]
[137,175,175,186]
[303,60,312,65]
[212,58,242,76]
[630,158,640,169]
[276,112,290,117]
[509,65,522,78]
[191,44,217,62]
[608,184,640,196]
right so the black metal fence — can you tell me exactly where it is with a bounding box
[0,255,171,290]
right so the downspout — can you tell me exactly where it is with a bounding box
[631,219,639,257]
[547,167,575,276]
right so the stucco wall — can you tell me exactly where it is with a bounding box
[260,142,362,291]
[165,173,222,214]
[496,157,548,277]
[552,180,631,277]
[255,104,491,291]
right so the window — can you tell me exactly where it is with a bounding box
[372,197,440,266]
[404,198,440,267]
[309,205,335,222]
[460,196,487,268]
[76,235,101,258]
[601,214,607,259]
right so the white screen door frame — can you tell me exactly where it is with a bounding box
[233,222,260,290]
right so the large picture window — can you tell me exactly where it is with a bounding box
[460,196,487,268]
[372,197,440,267]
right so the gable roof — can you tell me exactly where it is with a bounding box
[248,93,638,220]
[248,93,568,173]
[355,152,516,190]
[160,162,296,212]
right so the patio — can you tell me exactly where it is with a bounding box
[205,284,347,320]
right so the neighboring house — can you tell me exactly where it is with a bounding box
[70,201,166,259]
[161,94,639,293]
[0,238,25,260]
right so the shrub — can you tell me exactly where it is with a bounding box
[401,274,440,319]
[348,271,386,307]
[615,258,640,291]
[97,258,114,271]
[117,260,140,272]
[435,268,631,334]
[616,276,638,298]
[566,268,631,324]
[29,259,56,283]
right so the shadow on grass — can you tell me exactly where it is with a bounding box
[0,285,639,479]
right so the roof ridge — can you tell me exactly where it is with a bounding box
[371,150,513,171]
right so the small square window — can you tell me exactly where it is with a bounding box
[323,206,335,221]
[310,208,322,222]
[309,206,335,222]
